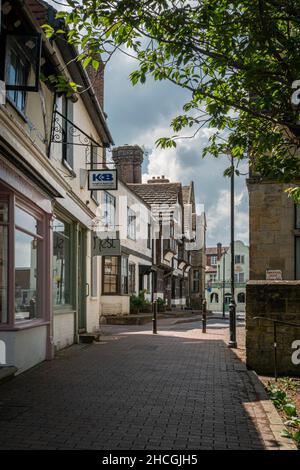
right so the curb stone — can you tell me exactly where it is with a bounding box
[248,370,298,450]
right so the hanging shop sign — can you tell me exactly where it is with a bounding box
[88,169,117,191]
[92,232,121,256]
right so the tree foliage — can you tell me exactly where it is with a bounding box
[46,0,300,197]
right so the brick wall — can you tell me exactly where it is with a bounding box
[246,281,300,376]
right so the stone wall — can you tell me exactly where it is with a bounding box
[246,281,300,376]
[247,179,299,280]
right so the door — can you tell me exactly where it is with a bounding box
[78,227,86,331]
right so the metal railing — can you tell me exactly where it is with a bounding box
[254,316,300,381]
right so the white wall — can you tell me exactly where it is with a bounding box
[0,327,47,374]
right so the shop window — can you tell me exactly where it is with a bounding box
[129,263,136,294]
[0,201,8,323]
[14,206,43,321]
[53,218,71,306]
[121,257,128,294]
[127,207,136,240]
[103,256,118,294]
[103,191,115,229]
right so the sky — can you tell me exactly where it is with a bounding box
[46,0,249,248]
[104,51,249,247]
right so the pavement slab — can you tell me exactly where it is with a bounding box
[0,316,296,450]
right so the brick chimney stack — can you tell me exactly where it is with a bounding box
[147,175,170,184]
[217,242,222,260]
[112,145,144,184]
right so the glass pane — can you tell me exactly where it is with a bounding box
[53,218,71,306]
[0,202,8,223]
[15,230,39,321]
[0,225,8,323]
[5,34,40,89]
[15,206,38,234]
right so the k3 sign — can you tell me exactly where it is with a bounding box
[88,169,118,191]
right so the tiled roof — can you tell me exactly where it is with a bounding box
[205,266,217,273]
[129,183,183,206]
[206,246,229,255]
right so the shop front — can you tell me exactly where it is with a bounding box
[0,176,53,374]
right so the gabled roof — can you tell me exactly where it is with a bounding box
[129,183,183,206]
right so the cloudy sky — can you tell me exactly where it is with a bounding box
[104,51,249,247]
[47,0,249,248]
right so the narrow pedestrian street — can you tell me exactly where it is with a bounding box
[0,316,292,450]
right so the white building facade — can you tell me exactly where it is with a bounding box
[205,241,249,313]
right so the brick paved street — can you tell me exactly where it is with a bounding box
[0,316,292,450]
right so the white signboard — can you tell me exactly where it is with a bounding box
[88,169,117,191]
[266,270,282,280]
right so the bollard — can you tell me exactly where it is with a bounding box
[152,300,157,334]
[202,299,207,333]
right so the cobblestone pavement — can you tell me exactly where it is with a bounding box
[0,316,292,450]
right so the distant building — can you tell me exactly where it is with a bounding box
[112,145,206,309]
[205,241,249,312]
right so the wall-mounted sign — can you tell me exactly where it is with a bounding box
[92,233,121,256]
[266,270,282,280]
[88,169,117,191]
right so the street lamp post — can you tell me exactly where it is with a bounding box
[228,153,237,348]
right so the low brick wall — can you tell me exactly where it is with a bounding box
[246,281,300,376]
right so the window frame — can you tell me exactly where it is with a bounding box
[0,184,49,330]
[103,191,116,229]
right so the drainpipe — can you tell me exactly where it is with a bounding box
[74,222,79,344]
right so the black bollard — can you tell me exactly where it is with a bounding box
[152,300,157,334]
[202,299,207,333]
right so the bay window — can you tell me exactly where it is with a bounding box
[102,256,129,295]
[0,185,48,327]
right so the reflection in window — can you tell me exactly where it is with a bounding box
[0,203,8,323]
[15,230,39,321]
[121,257,128,294]
[53,218,71,306]
[103,256,118,294]
[129,263,136,294]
